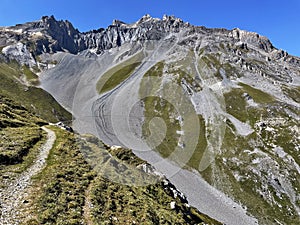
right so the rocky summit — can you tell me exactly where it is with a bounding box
[0,15,299,225]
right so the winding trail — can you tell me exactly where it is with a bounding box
[0,127,56,225]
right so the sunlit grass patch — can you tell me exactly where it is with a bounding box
[96,51,144,94]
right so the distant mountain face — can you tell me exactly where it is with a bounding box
[0,14,189,55]
[1,15,299,225]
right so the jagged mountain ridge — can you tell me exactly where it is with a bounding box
[1,14,190,55]
[0,14,299,62]
[1,14,299,86]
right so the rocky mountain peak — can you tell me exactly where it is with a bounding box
[136,14,154,24]
[133,14,186,28]
[162,14,183,23]
[39,15,78,37]
[112,19,126,26]
[231,28,274,52]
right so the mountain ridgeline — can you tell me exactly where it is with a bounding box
[0,15,299,225]
[1,15,299,60]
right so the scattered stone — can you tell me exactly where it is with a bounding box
[170,201,176,209]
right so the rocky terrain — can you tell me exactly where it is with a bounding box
[0,71,216,224]
[0,15,299,224]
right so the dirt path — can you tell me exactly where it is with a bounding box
[0,127,56,225]
[83,181,94,225]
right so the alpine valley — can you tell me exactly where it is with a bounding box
[0,15,299,225]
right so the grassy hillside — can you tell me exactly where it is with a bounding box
[22,127,220,225]
[0,60,71,123]
[0,96,46,166]
[96,52,144,94]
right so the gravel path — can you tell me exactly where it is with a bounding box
[0,127,56,225]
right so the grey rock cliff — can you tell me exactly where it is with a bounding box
[0,14,299,77]
[0,14,299,68]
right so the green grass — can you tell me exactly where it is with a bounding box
[140,62,182,160]
[90,176,220,225]
[143,96,181,158]
[281,84,300,103]
[0,62,71,122]
[98,62,141,94]
[0,96,46,165]
[0,128,46,188]
[22,65,40,85]
[107,145,146,167]
[24,128,220,225]
[0,127,42,165]
[26,127,95,225]
[96,52,144,94]
[224,83,276,124]
[187,115,208,170]
[0,96,47,188]
[239,82,275,104]
[224,88,249,122]
[82,134,220,225]
[144,61,164,77]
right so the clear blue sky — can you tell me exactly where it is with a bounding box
[0,0,299,56]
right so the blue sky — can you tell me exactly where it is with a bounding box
[0,0,299,56]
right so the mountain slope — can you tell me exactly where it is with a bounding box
[0,95,219,225]
[0,15,299,225]
[0,58,71,122]
[0,17,220,225]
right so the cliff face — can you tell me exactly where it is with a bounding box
[0,15,189,55]
[0,15,296,58]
